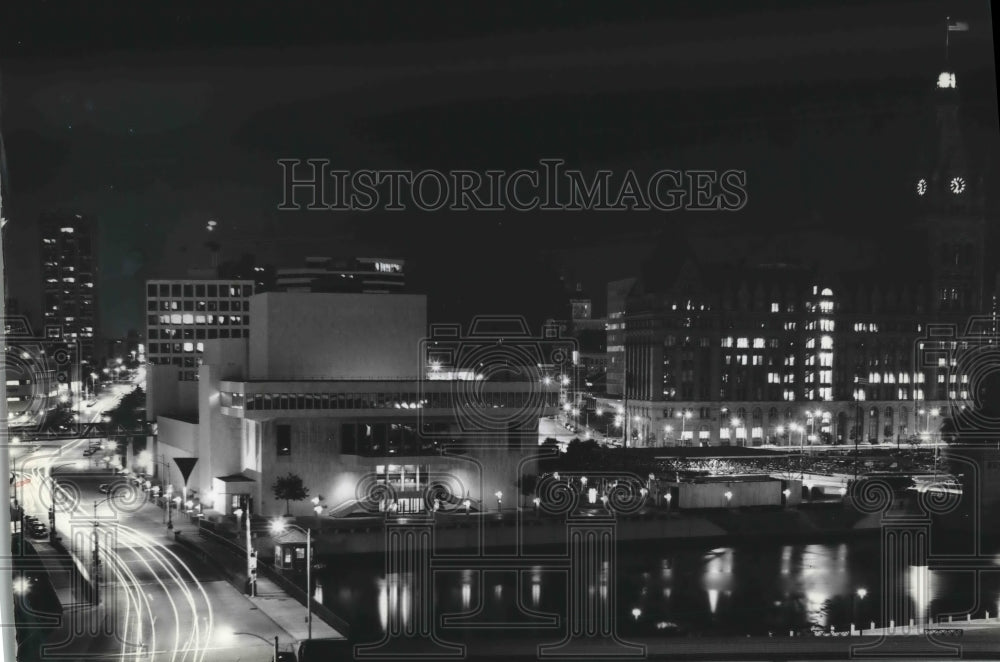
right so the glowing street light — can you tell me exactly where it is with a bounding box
[12,575,30,595]
[857,587,868,600]
[676,410,692,442]
[495,491,503,512]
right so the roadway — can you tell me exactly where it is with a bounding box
[11,379,303,661]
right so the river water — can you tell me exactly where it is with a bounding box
[317,537,1000,641]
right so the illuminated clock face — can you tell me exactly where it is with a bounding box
[950,177,966,194]
[917,178,927,196]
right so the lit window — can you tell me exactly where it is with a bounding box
[737,338,749,349]
[771,303,780,313]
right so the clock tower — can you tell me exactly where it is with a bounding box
[916,67,987,315]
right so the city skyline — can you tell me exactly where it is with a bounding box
[0,0,997,339]
[5,4,1000,661]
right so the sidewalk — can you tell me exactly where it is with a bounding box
[154,507,347,643]
[29,537,91,610]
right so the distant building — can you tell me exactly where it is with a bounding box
[605,278,637,397]
[612,65,988,448]
[106,329,144,365]
[40,212,98,363]
[145,279,254,381]
[274,256,405,293]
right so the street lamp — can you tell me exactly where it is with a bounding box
[170,496,181,529]
[311,496,325,527]
[228,630,280,661]
[854,587,868,628]
[270,518,315,641]
[495,491,503,512]
[91,493,127,605]
[12,574,31,595]
[234,508,256,596]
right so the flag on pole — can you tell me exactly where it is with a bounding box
[948,21,969,32]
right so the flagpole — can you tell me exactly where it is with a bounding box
[946,16,950,62]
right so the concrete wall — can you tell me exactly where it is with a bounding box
[146,364,198,422]
[154,415,199,492]
[248,292,427,381]
[676,480,782,509]
[197,362,244,500]
[249,415,537,518]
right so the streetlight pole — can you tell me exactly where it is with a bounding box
[235,507,257,597]
[233,632,280,660]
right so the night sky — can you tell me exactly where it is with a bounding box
[0,0,997,340]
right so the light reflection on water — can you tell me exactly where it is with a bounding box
[321,539,1000,639]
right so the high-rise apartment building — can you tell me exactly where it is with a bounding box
[40,212,98,363]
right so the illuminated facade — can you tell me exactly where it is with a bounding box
[145,279,254,381]
[40,212,98,363]
[149,291,561,518]
[614,66,989,448]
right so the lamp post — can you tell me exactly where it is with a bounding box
[169,496,181,530]
[232,631,280,660]
[311,496,325,529]
[235,507,256,596]
[270,519,313,641]
[495,491,503,513]
[91,494,125,605]
[676,410,692,445]
[854,587,867,630]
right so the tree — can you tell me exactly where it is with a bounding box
[272,473,309,515]
[107,386,146,430]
